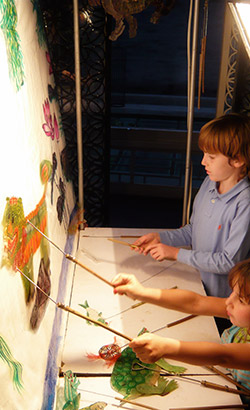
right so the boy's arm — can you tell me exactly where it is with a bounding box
[144,287,227,317]
[112,273,227,318]
[130,334,250,370]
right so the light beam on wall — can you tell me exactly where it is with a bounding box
[229,1,250,59]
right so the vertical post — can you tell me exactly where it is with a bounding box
[73,0,84,229]
[182,0,200,226]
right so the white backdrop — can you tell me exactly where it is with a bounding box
[0,1,76,409]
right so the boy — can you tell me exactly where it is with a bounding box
[133,114,250,299]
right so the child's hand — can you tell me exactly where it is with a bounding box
[129,333,179,363]
[133,233,161,255]
[111,273,145,300]
[146,243,179,261]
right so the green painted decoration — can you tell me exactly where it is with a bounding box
[0,335,23,392]
[0,0,24,91]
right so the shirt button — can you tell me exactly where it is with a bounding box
[211,199,215,203]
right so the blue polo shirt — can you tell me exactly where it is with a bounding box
[160,176,250,297]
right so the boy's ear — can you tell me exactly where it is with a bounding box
[232,157,245,168]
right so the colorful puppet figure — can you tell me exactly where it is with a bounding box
[110,328,185,399]
[79,301,108,326]
[87,328,185,397]
[56,370,107,410]
[86,337,122,368]
[88,0,176,40]
[111,345,180,399]
[1,160,52,309]
[62,370,81,410]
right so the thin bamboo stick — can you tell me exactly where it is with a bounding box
[206,365,250,394]
[27,220,114,288]
[170,405,248,410]
[200,379,250,396]
[115,396,160,410]
[17,267,131,341]
[65,254,114,287]
[57,303,132,341]
[107,237,138,248]
[167,314,197,328]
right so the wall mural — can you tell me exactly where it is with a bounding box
[1,160,51,307]
[0,0,76,408]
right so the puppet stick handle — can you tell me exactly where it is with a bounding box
[170,405,248,410]
[166,314,197,328]
[201,380,250,396]
[57,303,132,342]
[65,254,114,287]
[206,365,250,394]
[108,238,138,249]
[115,397,160,410]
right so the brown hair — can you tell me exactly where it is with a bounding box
[229,259,250,304]
[198,113,250,179]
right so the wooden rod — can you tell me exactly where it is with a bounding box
[170,405,248,410]
[57,303,132,342]
[120,235,140,238]
[65,254,114,287]
[115,396,160,410]
[200,380,250,396]
[206,365,250,394]
[27,220,114,288]
[107,237,138,248]
[167,314,197,328]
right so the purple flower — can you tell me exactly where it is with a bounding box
[42,98,59,142]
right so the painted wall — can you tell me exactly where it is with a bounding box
[0,1,76,408]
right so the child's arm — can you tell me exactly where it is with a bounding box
[129,333,250,370]
[112,273,227,317]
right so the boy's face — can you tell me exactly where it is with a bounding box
[201,152,242,189]
[226,283,250,328]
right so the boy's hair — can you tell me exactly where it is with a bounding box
[198,113,250,178]
[229,259,250,304]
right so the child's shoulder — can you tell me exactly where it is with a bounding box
[236,177,250,199]
[221,325,250,344]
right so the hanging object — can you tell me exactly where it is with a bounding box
[198,0,209,109]
[88,0,176,41]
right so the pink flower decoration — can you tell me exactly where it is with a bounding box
[42,98,59,142]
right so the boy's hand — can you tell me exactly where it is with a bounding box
[129,333,180,363]
[111,273,145,300]
[146,243,179,261]
[133,233,161,254]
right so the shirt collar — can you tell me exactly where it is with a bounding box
[208,176,250,202]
